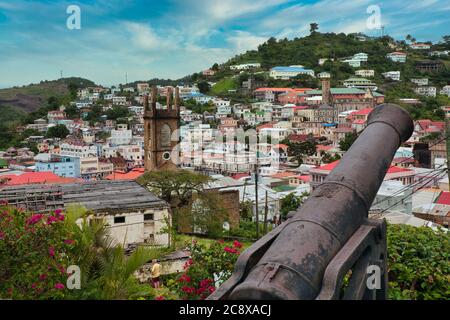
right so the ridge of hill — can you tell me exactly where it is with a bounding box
[0,77,96,113]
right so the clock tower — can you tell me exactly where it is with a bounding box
[144,86,180,171]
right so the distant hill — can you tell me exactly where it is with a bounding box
[0,77,96,113]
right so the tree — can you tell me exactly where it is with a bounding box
[64,104,79,119]
[106,105,130,120]
[137,170,226,236]
[387,224,449,300]
[211,63,219,71]
[310,22,319,34]
[286,140,317,166]
[280,193,303,219]
[46,124,70,139]
[321,153,341,164]
[339,132,358,151]
[197,81,211,94]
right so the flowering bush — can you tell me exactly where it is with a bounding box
[174,239,241,300]
[0,204,77,299]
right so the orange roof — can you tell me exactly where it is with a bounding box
[105,168,145,181]
[1,172,81,186]
[270,171,297,179]
[317,145,333,152]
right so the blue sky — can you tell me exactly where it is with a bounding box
[0,0,449,88]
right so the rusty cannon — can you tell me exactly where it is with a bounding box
[208,104,414,300]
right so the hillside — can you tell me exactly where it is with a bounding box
[0,77,96,113]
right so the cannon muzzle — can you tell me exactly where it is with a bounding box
[208,104,414,300]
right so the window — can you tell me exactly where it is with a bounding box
[114,216,126,224]
[144,213,154,221]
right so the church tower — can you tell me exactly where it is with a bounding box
[144,86,180,171]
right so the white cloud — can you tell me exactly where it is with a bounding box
[226,31,267,53]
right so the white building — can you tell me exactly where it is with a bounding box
[269,66,315,79]
[58,142,97,158]
[415,86,437,97]
[355,69,374,77]
[109,124,133,145]
[440,85,450,97]
[382,71,401,81]
[230,63,261,70]
[411,78,429,86]
[386,52,407,63]
[112,96,127,106]
[410,43,431,50]
[102,145,143,165]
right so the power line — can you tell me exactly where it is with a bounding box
[371,165,447,207]
[375,168,447,215]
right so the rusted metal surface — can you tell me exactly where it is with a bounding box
[208,104,413,300]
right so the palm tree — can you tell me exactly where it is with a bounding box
[65,205,162,300]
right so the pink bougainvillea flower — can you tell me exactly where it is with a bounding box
[64,239,75,245]
[199,278,213,288]
[55,209,62,215]
[0,231,4,240]
[26,214,44,225]
[178,274,191,283]
[224,246,239,254]
[54,283,65,290]
[155,296,165,300]
[48,246,55,257]
[233,240,242,249]
[217,239,224,244]
[39,274,47,281]
[47,216,58,225]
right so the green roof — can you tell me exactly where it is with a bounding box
[273,185,297,192]
[0,159,8,168]
[307,88,366,95]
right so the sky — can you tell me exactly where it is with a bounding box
[0,0,449,88]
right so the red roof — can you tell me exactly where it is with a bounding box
[315,160,413,174]
[436,191,450,205]
[288,134,310,142]
[0,172,80,186]
[317,145,333,152]
[387,166,413,174]
[295,175,310,182]
[349,108,373,116]
[105,168,145,181]
[316,160,340,171]
[231,173,250,180]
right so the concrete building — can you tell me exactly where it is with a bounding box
[414,86,437,97]
[382,71,401,81]
[269,66,315,80]
[386,52,407,63]
[0,180,171,248]
[35,154,81,178]
[109,124,133,145]
[355,69,375,77]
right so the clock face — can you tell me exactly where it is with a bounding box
[162,152,171,161]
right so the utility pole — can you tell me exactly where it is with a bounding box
[254,134,260,239]
[446,116,450,190]
[263,190,268,234]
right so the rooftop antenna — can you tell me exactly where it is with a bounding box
[60,70,63,79]
[381,25,385,37]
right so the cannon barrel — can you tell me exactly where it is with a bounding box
[213,104,413,300]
